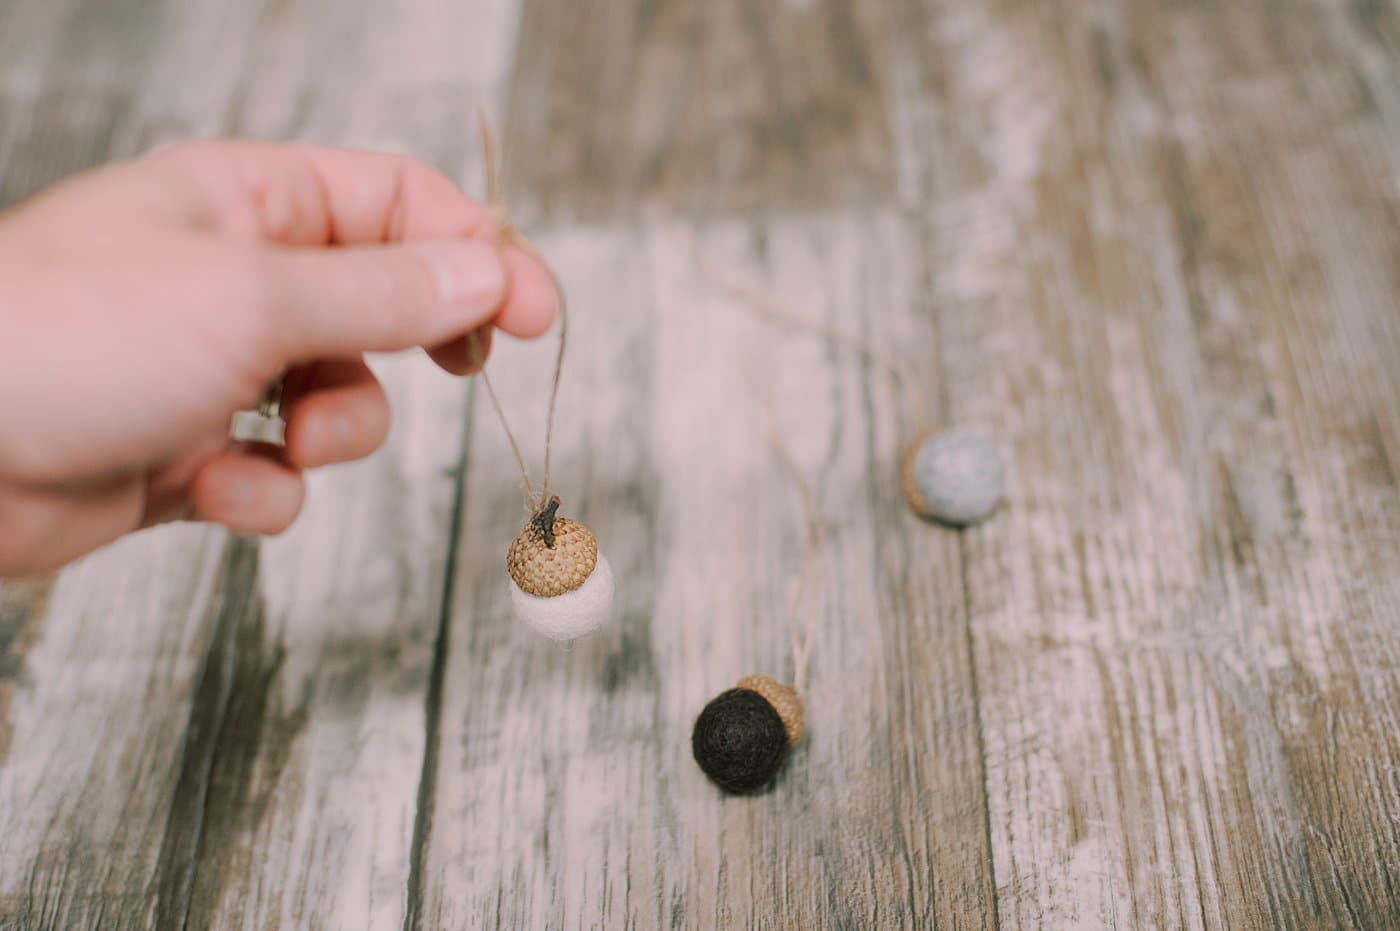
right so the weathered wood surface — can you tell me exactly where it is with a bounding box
[1,0,1398,929]
[412,219,996,929]
[888,3,1400,927]
[503,0,896,223]
[0,0,507,928]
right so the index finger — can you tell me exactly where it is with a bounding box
[150,140,557,339]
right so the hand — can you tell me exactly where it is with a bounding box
[0,140,557,576]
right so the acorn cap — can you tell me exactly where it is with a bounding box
[737,675,804,745]
[507,496,599,598]
[900,430,935,516]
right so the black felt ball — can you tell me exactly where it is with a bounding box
[691,687,790,793]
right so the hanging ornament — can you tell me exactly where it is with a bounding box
[473,109,614,640]
[506,495,614,640]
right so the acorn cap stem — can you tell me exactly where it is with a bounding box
[532,495,562,548]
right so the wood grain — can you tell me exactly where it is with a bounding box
[890,0,1400,927]
[159,1,517,925]
[413,218,998,928]
[1,0,1398,928]
[0,578,54,768]
[503,0,896,224]
[0,0,509,927]
[0,0,168,202]
[0,4,245,928]
[0,528,231,929]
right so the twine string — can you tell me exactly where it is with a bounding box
[472,107,569,514]
[769,429,821,697]
[684,229,931,428]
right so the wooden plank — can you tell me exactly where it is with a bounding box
[0,4,246,929]
[126,2,527,929]
[0,0,518,927]
[4,0,1398,927]
[0,528,231,929]
[414,217,998,928]
[889,0,1400,927]
[151,368,465,931]
[503,0,897,224]
[0,579,55,769]
[0,0,172,205]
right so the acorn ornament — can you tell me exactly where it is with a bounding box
[692,676,804,793]
[467,109,614,641]
[507,496,614,640]
[901,426,1006,526]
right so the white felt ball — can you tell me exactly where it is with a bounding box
[903,427,1005,525]
[509,553,615,641]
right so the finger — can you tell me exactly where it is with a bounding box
[265,237,509,362]
[281,359,391,467]
[190,450,304,535]
[426,326,493,376]
[0,479,144,576]
[148,140,500,245]
[150,141,559,339]
[499,246,559,339]
[139,433,230,528]
[423,248,555,373]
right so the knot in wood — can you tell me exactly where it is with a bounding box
[737,675,804,745]
[507,501,598,598]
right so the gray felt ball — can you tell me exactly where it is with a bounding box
[901,427,1005,525]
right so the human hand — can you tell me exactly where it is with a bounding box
[0,140,557,576]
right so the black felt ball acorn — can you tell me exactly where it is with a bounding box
[691,676,804,793]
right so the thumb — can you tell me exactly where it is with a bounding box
[264,238,508,363]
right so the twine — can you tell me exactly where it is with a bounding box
[769,430,821,697]
[683,229,930,427]
[470,107,569,515]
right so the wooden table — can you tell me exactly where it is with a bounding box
[2,1,1398,928]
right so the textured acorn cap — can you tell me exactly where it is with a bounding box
[900,430,936,516]
[506,497,599,598]
[737,675,804,745]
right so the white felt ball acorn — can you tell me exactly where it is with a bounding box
[901,427,1006,526]
[507,496,614,640]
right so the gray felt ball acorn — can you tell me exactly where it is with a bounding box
[901,427,1006,526]
[507,496,614,640]
[692,676,804,793]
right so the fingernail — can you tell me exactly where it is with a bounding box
[421,240,507,315]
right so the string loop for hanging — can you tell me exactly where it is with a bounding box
[471,108,569,514]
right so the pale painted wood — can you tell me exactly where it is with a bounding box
[2,0,1399,928]
[0,3,263,928]
[415,218,997,928]
[0,528,230,929]
[171,0,523,926]
[0,0,516,928]
[888,1,1400,928]
[502,0,899,224]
